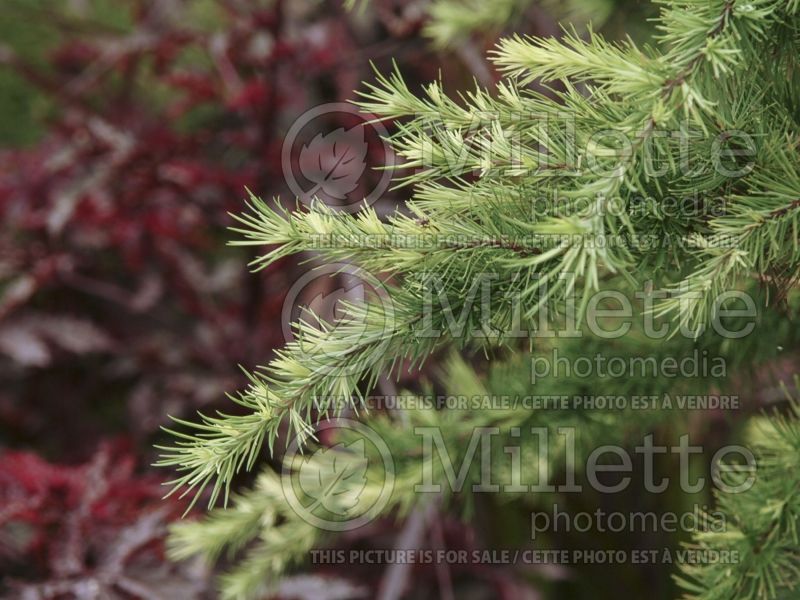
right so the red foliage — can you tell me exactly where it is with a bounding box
[0,0,450,456]
[0,2,310,454]
[0,442,206,598]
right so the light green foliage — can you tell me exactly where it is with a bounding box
[424,0,616,47]
[169,311,800,598]
[347,0,618,47]
[161,1,800,598]
[168,470,318,600]
[676,381,800,600]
